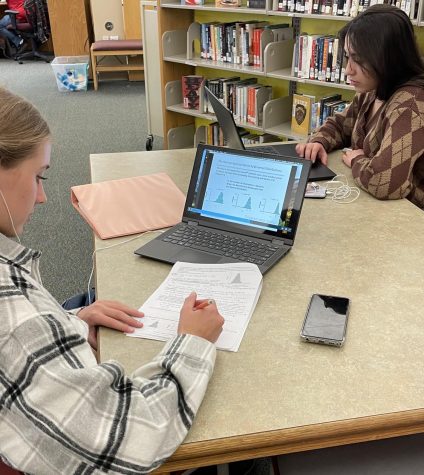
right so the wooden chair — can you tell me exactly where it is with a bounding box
[90,39,143,90]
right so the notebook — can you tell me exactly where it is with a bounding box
[71,173,185,239]
[205,86,336,182]
[135,144,311,274]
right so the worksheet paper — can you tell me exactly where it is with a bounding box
[128,261,263,351]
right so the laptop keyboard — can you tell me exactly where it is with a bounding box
[162,225,281,266]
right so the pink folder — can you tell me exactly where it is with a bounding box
[71,172,185,239]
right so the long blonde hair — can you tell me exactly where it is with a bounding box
[0,87,50,169]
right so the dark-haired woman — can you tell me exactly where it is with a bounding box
[296,4,424,209]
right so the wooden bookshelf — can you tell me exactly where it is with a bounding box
[156,0,420,149]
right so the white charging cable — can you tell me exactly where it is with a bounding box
[325,174,360,204]
[86,230,164,305]
[0,189,21,244]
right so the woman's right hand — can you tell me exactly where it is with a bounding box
[295,142,328,165]
[178,292,225,343]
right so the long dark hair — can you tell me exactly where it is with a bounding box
[339,4,424,100]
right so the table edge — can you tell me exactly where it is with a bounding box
[153,408,424,472]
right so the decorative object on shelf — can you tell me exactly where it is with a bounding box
[215,0,241,7]
[183,0,204,5]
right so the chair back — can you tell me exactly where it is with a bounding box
[22,0,50,43]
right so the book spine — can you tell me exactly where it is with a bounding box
[326,38,333,82]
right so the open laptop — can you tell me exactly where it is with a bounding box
[135,144,311,274]
[205,86,336,182]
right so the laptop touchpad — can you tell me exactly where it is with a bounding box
[177,249,222,264]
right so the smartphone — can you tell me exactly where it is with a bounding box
[300,294,350,347]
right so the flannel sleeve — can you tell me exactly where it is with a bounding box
[1,298,216,475]
[350,106,424,200]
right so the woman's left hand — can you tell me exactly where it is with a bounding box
[77,300,144,349]
[342,149,364,168]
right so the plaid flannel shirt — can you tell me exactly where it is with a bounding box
[309,85,424,209]
[0,233,216,474]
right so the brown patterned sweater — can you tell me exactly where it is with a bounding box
[309,85,424,209]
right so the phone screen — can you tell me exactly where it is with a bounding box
[302,294,350,343]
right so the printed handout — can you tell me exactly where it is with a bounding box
[128,261,263,351]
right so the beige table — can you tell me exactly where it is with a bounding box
[92,148,424,474]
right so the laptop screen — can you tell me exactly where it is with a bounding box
[184,145,310,242]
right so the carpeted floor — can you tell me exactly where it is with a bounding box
[1,58,161,302]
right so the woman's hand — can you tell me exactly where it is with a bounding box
[296,142,328,165]
[342,148,364,168]
[178,292,224,343]
[77,301,144,349]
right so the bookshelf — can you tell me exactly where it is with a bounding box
[156,1,420,149]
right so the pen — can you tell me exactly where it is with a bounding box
[194,299,215,310]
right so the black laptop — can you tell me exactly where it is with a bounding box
[205,86,336,182]
[135,144,311,274]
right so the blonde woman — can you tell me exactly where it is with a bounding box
[0,87,224,474]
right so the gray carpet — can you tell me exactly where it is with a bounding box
[1,58,162,302]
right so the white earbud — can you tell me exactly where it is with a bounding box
[0,189,21,244]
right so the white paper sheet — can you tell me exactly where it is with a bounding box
[127,261,263,351]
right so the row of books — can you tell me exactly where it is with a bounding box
[184,0,266,6]
[200,123,280,147]
[202,122,225,146]
[292,35,348,84]
[185,0,266,9]
[199,21,293,67]
[182,75,273,126]
[182,80,349,138]
[204,77,272,125]
[184,0,417,16]
[291,93,350,135]
[268,0,417,17]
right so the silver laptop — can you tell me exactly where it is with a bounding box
[205,86,336,182]
[135,144,311,274]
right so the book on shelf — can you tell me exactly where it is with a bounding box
[318,93,341,125]
[247,0,267,7]
[233,77,258,122]
[199,20,293,69]
[292,34,347,84]
[183,0,204,4]
[290,92,351,135]
[205,122,225,146]
[291,93,314,136]
[247,84,272,126]
[182,75,204,111]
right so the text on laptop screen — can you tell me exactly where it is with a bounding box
[187,148,303,235]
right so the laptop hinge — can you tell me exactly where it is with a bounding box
[272,238,292,247]
[187,220,199,226]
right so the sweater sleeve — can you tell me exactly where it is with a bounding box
[350,105,424,200]
[1,300,216,474]
[308,94,360,152]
